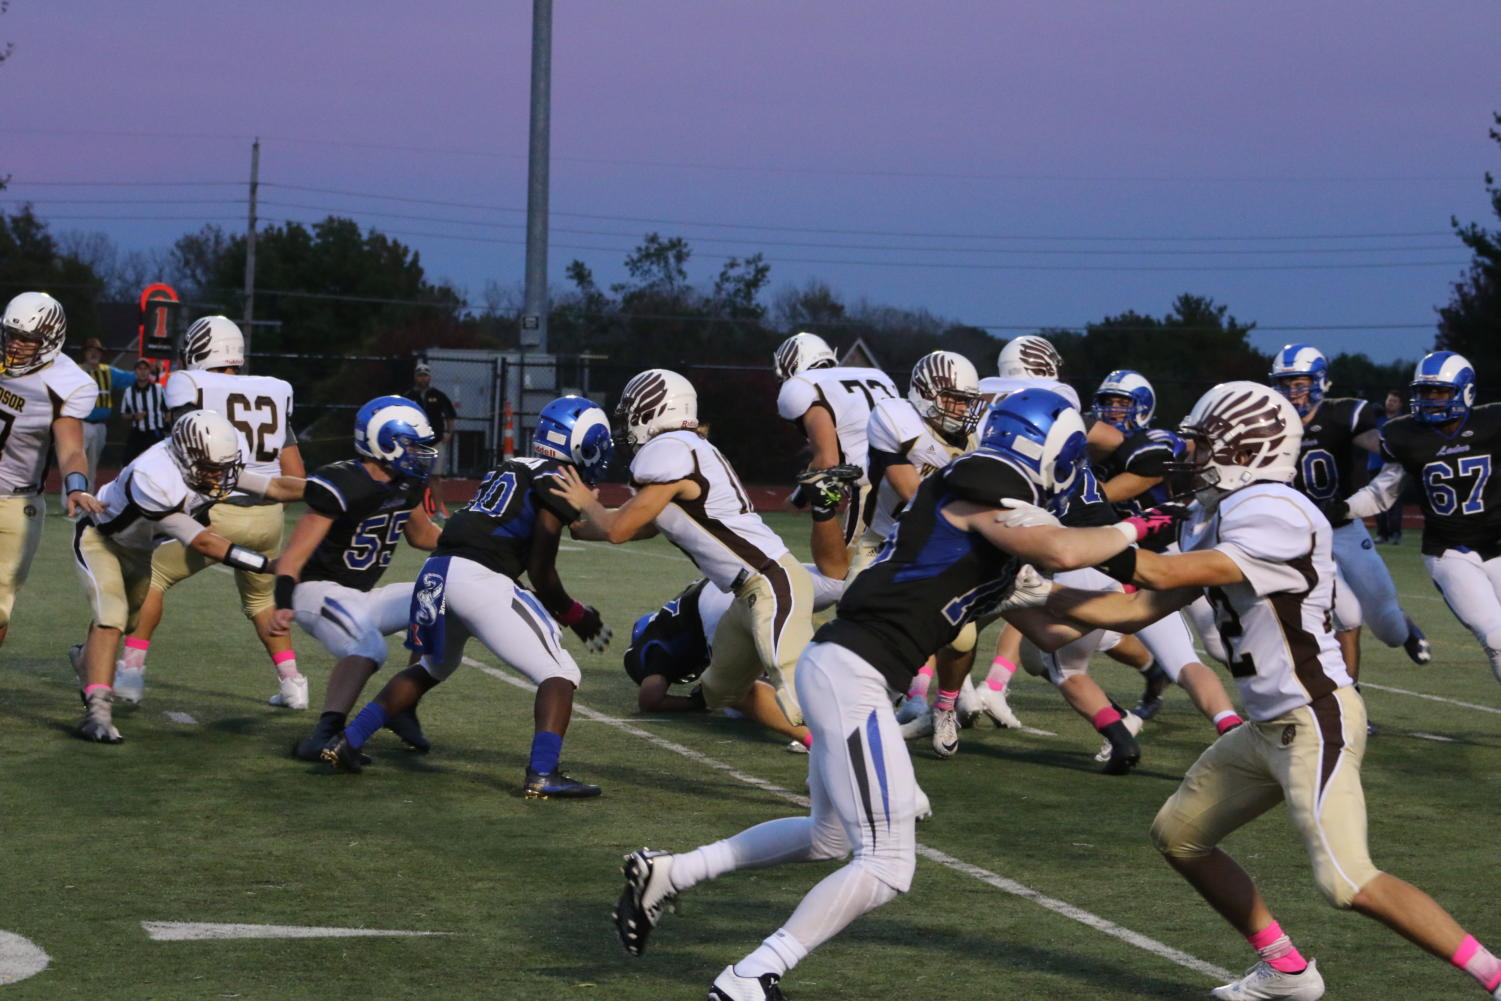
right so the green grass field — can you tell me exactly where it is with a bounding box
[3,509,1499,1000]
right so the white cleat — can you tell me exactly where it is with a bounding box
[932,707,960,758]
[1095,710,1144,763]
[899,706,934,740]
[894,691,929,724]
[613,848,677,957]
[914,785,933,822]
[113,664,145,704]
[976,683,1022,729]
[708,965,787,1001]
[784,739,809,755]
[74,690,124,744]
[1209,959,1324,1000]
[268,675,310,710]
[956,675,983,727]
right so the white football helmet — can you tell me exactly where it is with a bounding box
[168,409,245,500]
[773,332,837,382]
[1172,381,1301,503]
[613,369,698,451]
[1,291,68,378]
[909,351,984,440]
[996,335,1063,380]
[180,315,246,371]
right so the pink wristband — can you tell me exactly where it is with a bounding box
[558,601,587,627]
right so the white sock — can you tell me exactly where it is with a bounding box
[670,817,814,893]
[735,928,809,980]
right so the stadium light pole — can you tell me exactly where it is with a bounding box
[522,0,551,354]
[243,138,259,360]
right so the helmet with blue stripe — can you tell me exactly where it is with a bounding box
[1410,351,1476,426]
[1093,369,1156,431]
[979,388,1088,502]
[533,395,615,484]
[1268,343,1330,417]
[354,395,438,480]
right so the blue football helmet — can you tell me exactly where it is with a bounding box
[1269,344,1330,417]
[533,395,614,484]
[979,388,1088,503]
[354,395,438,480]
[1093,369,1156,431]
[1410,351,1476,426]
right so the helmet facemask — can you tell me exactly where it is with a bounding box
[1,292,68,378]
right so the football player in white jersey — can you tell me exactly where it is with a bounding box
[561,369,816,729]
[773,332,900,577]
[71,410,305,743]
[115,316,307,708]
[0,292,103,650]
[1045,382,1501,1001]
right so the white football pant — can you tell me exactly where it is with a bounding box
[292,579,413,665]
[1330,520,1408,645]
[1425,549,1501,680]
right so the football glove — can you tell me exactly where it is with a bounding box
[789,464,863,510]
[994,499,1062,529]
[1119,501,1190,542]
[570,605,613,653]
[1323,497,1351,524]
[998,564,1053,611]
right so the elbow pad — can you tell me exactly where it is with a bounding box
[224,544,270,574]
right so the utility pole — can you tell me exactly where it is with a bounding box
[243,138,260,362]
[521,0,551,353]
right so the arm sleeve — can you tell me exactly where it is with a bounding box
[164,372,198,410]
[533,466,582,524]
[1213,495,1320,597]
[157,511,207,545]
[630,439,695,485]
[303,474,349,515]
[776,378,816,421]
[1351,399,1378,434]
[236,471,272,497]
[1346,462,1407,519]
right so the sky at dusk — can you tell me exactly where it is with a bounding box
[3,0,1499,366]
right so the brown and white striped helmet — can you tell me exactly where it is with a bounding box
[773,332,837,382]
[1174,381,1301,497]
[613,369,698,449]
[168,409,244,500]
[1,291,68,377]
[908,350,984,438]
[180,315,245,371]
[996,335,1062,380]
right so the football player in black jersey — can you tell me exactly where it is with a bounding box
[1270,344,1430,680]
[609,389,1181,1001]
[1343,351,1501,687]
[1091,370,1248,743]
[272,397,442,761]
[322,396,613,800]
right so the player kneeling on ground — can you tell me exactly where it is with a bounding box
[606,389,1180,1001]
[70,410,305,743]
[1045,381,1501,1001]
[322,396,613,799]
[272,396,442,761]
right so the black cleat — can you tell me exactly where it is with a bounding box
[708,966,788,1000]
[292,713,345,761]
[524,767,601,799]
[1403,624,1432,665]
[320,734,366,773]
[1133,664,1171,721]
[613,848,676,956]
[1100,723,1141,776]
[384,708,431,752]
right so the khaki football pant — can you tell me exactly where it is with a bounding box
[698,553,815,725]
[1151,685,1380,908]
[149,502,285,617]
[73,522,154,633]
[0,494,46,629]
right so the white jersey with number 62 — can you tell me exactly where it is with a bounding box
[165,369,294,479]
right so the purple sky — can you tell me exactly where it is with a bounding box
[5,1,1499,366]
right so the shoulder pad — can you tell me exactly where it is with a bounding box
[941,452,1038,506]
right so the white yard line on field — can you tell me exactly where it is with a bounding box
[140,922,448,942]
[163,711,198,725]
[567,540,694,561]
[463,655,1233,983]
[1361,682,1501,716]
[1408,732,1460,743]
[0,931,49,985]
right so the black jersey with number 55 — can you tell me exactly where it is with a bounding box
[301,460,429,591]
[1379,404,1501,559]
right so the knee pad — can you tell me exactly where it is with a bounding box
[1019,640,1049,678]
[549,658,582,687]
[349,629,391,666]
[949,621,978,655]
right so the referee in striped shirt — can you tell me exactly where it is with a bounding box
[120,359,167,464]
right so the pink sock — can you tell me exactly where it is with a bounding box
[800,732,813,749]
[907,665,934,700]
[1248,921,1307,973]
[985,657,1016,692]
[84,684,112,695]
[1091,706,1122,731]
[933,689,958,712]
[121,637,149,670]
[1453,935,1501,992]
[272,649,300,680]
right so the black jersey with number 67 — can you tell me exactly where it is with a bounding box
[1292,397,1377,527]
[1379,404,1501,559]
[816,450,1033,691]
[301,460,429,591]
